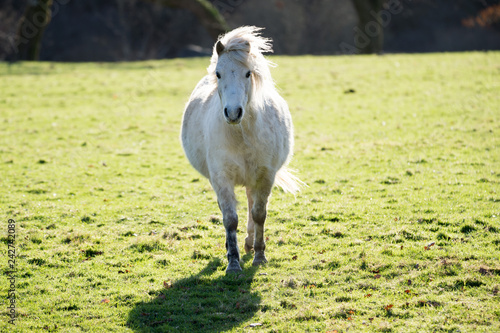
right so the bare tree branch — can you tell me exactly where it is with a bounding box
[141,0,229,40]
[17,0,53,60]
[352,0,385,54]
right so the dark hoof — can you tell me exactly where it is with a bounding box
[226,261,242,274]
[252,252,268,266]
[226,268,242,275]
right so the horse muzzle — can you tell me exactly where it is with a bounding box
[224,106,244,124]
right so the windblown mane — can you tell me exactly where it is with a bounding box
[208,26,276,105]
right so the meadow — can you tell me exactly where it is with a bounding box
[0,52,499,332]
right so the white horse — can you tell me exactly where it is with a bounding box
[181,26,301,273]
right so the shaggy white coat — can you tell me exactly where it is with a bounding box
[181,26,301,273]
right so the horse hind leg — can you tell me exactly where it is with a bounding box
[252,197,268,266]
[244,187,255,254]
[251,175,274,266]
[213,182,242,274]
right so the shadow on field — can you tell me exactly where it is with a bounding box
[128,255,261,332]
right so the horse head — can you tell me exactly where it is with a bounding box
[214,40,252,125]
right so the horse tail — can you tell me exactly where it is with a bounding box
[274,167,305,195]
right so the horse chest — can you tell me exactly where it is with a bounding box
[229,134,279,181]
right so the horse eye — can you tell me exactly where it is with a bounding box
[246,71,251,78]
[216,72,221,79]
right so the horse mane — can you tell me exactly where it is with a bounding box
[207,26,276,107]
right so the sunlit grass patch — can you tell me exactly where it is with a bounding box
[0,52,499,332]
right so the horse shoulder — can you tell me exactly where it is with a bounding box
[182,76,219,178]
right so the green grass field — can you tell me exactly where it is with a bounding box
[1,52,499,332]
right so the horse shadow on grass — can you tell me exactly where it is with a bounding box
[127,254,261,332]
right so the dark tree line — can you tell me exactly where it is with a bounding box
[11,0,500,60]
[15,0,228,60]
[15,0,388,60]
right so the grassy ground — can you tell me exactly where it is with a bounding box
[0,52,499,332]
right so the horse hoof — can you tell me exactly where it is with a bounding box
[252,252,268,266]
[252,259,267,266]
[244,243,253,254]
[226,267,242,274]
[226,261,242,274]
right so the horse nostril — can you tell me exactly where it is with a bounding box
[224,107,228,118]
[237,107,242,119]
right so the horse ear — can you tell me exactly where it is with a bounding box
[216,41,225,56]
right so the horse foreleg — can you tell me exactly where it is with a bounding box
[244,187,255,254]
[213,183,242,274]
